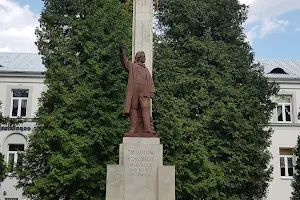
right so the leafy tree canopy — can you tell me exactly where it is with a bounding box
[153,0,278,199]
[17,0,132,199]
[0,101,23,182]
[292,135,300,200]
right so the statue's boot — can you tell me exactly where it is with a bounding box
[125,110,137,136]
[142,108,156,135]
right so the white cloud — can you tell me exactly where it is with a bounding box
[240,0,300,42]
[245,25,258,44]
[0,0,39,53]
[239,0,256,5]
[0,46,11,52]
[260,19,289,37]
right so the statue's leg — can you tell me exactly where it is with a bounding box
[128,95,139,134]
[139,96,156,134]
[128,109,137,133]
[136,104,144,133]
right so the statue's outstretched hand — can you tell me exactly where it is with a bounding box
[120,43,125,54]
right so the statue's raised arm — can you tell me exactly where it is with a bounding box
[119,43,129,72]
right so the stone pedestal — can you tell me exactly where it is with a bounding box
[106,137,175,200]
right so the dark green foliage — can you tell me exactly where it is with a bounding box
[0,101,22,182]
[0,152,6,182]
[16,0,132,199]
[291,136,300,199]
[153,0,278,199]
[0,102,7,181]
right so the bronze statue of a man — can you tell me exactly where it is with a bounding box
[120,43,156,137]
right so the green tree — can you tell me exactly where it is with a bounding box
[0,102,7,181]
[291,135,300,199]
[16,0,132,199]
[153,0,278,199]
[0,101,23,181]
[0,153,6,182]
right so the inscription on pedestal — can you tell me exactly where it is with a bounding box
[123,144,163,200]
[127,149,155,176]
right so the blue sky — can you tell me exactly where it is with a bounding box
[243,1,300,60]
[15,0,43,13]
[0,0,300,60]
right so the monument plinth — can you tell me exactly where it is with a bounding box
[106,137,175,200]
[106,1,175,199]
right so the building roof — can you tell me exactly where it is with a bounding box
[257,60,300,80]
[0,52,45,73]
[0,53,299,80]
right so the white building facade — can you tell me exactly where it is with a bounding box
[260,60,300,200]
[0,54,299,199]
[0,52,45,200]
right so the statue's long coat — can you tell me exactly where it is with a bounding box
[123,61,155,116]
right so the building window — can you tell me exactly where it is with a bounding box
[276,96,292,122]
[10,89,29,117]
[7,144,24,172]
[280,148,295,177]
[5,198,18,200]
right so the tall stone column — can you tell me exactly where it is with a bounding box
[132,0,154,75]
[132,0,154,119]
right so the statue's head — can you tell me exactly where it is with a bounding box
[134,51,146,63]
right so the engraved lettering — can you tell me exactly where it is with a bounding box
[127,148,156,176]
